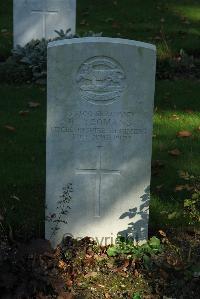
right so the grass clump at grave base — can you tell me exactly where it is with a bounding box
[0,79,199,238]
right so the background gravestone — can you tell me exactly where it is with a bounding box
[13,0,76,47]
[46,37,156,247]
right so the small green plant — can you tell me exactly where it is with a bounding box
[46,183,73,238]
[132,293,141,299]
[184,192,200,228]
[107,236,162,269]
[180,172,200,229]
[54,28,77,39]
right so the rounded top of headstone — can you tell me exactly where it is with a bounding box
[48,37,156,52]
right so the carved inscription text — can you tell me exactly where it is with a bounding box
[51,110,147,142]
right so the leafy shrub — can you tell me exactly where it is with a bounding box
[12,38,48,84]
[0,56,32,84]
[11,29,102,84]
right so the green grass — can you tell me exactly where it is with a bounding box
[0,0,200,59]
[77,0,200,57]
[150,80,200,230]
[153,80,200,195]
[0,84,46,237]
[0,80,199,236]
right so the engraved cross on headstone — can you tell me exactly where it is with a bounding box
[76,147,121,217]
[31,0,59,37]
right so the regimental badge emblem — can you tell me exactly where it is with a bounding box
[76,56,126,105]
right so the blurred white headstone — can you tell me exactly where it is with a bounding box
[13,0,76,47]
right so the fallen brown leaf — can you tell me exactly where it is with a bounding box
[28,102,40,108]
[154,36,161,41]
[113,259,130,273]
[58,292,74,299]
[112,21,120,29]
[107,262,114,269]
[178,170,190,179]
[66,279,73,288]
[174,184,193,192]
[4,125,16,132]
[177,130,192,137]
[58,260,67,270]
[168,148,181,156]
[19,110,29,116]
[174,185,185,192]
[185,109,193,114]
[158,230,167,237]
[133,269,139,277]
[97,284,105,288]
[10,195,20,201]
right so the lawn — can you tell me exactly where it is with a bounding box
[0,0,200,60]
[0,1,199,236]
[0,80,199,236]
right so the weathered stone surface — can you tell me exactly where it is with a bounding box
[46,37,156,247]
[13,0,76,47]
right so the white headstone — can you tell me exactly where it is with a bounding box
[46,37,156,247]
[13,0,76,47]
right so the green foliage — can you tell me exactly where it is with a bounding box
[54,28,76,39]
[132,293,141,299]
[12,39,48,84]
[184,192,200,228]
[107,236,162,269]
[178,172,200,228]
[9,29,102,84]
[0,57,32,84]
[107,246,119,257]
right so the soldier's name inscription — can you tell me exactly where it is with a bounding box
[51,110,147,141]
